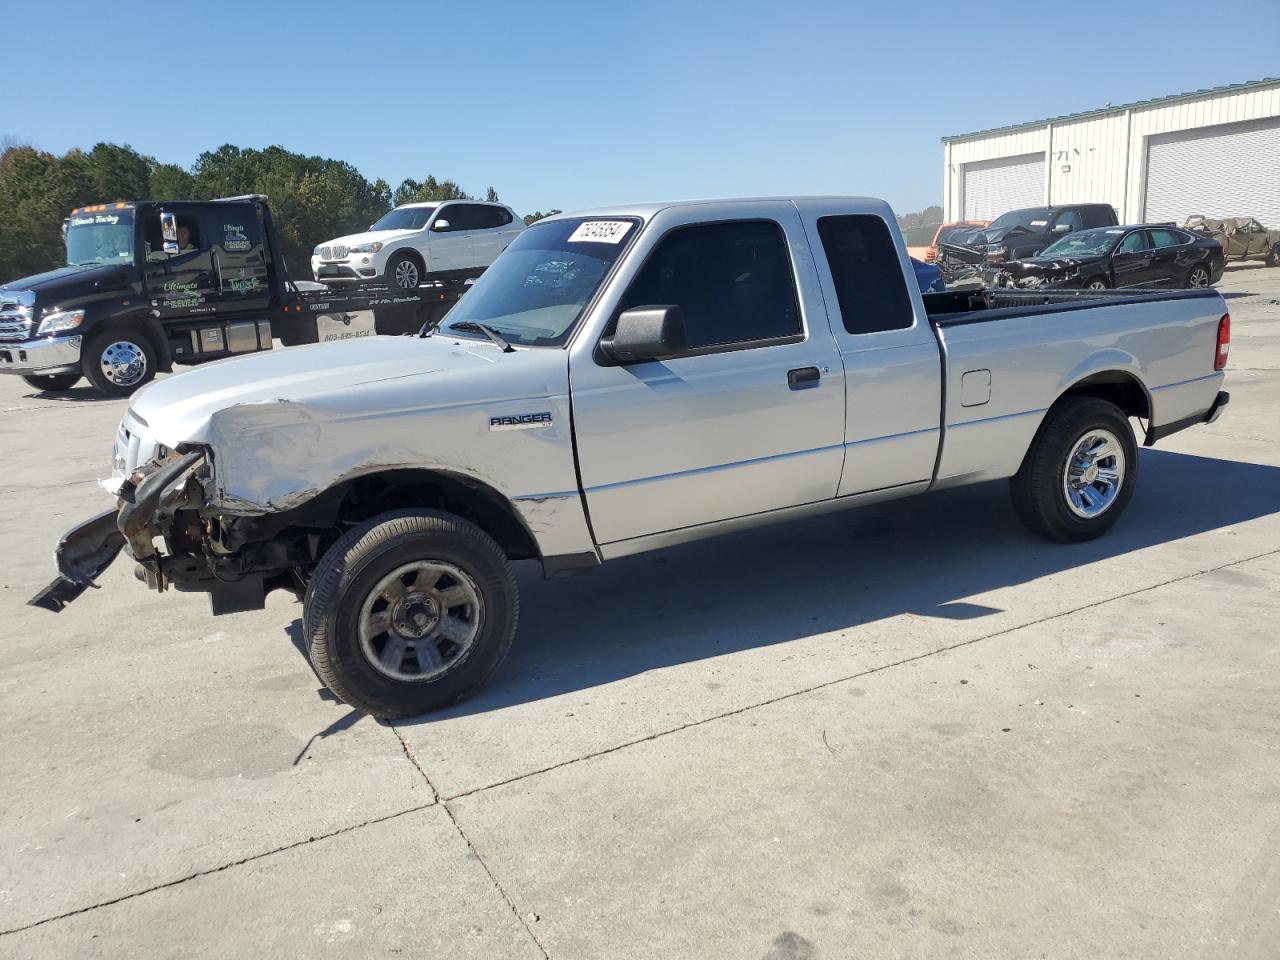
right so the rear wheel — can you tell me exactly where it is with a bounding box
[304,510,518,718]
[1266,244,1279,268]
[1010,397,1138,543]
[82,330,157,397]
[22,372,80,391]
[385,251,423,290]
[1186,265,1211,289]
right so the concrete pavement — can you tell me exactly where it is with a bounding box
[2,265,1277,958]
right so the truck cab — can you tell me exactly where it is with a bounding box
[0,196,465,397]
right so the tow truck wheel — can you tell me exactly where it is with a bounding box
[83,330,157,397]
[1009,397,1138,543]
[304,509,518,718]
[22,372,80,391]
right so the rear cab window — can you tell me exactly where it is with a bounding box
[815,215,914,335]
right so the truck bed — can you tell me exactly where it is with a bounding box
[923,286,1223,326]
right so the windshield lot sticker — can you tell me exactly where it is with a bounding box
[1030,220,1048,227]
[567,221,631,244]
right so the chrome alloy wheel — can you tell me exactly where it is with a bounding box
[357,561,483,682]
[1062,429,1125,519]
[1188,266,1210,288]
[1086,279,1108,291]
[99,340,148,387]
[393,259,420,288]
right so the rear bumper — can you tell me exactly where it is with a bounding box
[0,335,82,375]
[1146,390,1230,444]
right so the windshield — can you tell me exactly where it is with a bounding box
[1040,229,1123,258]
[65,210,135,266]
[988,208,1051,232]
[370,206,437,231]
[440,217,638,346]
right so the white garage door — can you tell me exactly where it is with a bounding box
[961,153,1045,220]
[1144,117,1280,227]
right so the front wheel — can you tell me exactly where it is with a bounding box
[22,372,81,391]
[1186,265,1211,289]
[305,510,518,718]
[384,251,422,290]
[1085,277,1110,291]
[1010,397,1138,543]
[82,330,157,397]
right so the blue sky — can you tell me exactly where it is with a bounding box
[5,0,1278,217]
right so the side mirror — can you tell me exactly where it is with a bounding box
[161,211,180,255]
[431,218,451,232]
[1052,222,1071,233]
[603,306,687,364]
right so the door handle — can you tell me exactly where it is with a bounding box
[788,366,820,389]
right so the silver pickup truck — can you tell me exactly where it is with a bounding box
[30,197,1231,718]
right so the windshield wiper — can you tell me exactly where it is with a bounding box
[447,321,515,353]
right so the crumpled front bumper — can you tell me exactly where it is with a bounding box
[28,451,206,612]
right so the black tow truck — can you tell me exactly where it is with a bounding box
[0,195,470,396]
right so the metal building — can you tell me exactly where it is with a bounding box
[942,78,1280,227]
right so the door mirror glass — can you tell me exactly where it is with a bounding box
[160,211,179,255]
[431,218,451,232]
[1052,222,1071,233]
[604,306,687,363]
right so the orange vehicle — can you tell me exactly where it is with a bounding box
[923,220,989,262]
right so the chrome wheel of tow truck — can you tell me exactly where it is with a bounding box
[83,330,157,397]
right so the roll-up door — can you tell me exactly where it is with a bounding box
[1144,117,1280,226]
[961,153,1045,220]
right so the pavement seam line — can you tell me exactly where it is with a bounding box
[443,545,1280,803]
[0,802,437,939]
[388,722,551,958]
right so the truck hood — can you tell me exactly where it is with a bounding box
[130,334,506,445]
[322,228,420,249]
[0,263,132,300]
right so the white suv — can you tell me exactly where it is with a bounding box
[311,200,524,288]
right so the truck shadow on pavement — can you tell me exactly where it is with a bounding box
[293,448,1280,722]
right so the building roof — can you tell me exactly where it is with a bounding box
[941,77,1280,144]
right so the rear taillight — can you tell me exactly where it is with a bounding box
[1215,313,1230,371]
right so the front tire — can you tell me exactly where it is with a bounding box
[22,372,81,391]
[305,510,518,718]
[1010,397,1138,543]
[1085,277,1110,291]
[385,251,423,290]
[82,330,157,397]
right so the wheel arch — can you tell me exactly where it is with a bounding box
[1053,365,1154,442]
[236,466,542,565]
[86,309,173,372]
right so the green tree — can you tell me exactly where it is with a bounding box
[485,186,499,202]
[523,209,562,225]
[393,174,471,205]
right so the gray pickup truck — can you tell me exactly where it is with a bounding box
[30,197,1231,718]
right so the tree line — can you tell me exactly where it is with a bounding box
[0,141,559,283]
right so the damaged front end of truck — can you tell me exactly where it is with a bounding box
[29,446,320,616]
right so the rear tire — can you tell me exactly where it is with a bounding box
[82,329,157,397]
[305,510,518,718]
[1010,397,1138,543]
[1266,245,1279,268]
[1186,265,1211,289]
[385,251,423,290]
[22,372,80,391]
